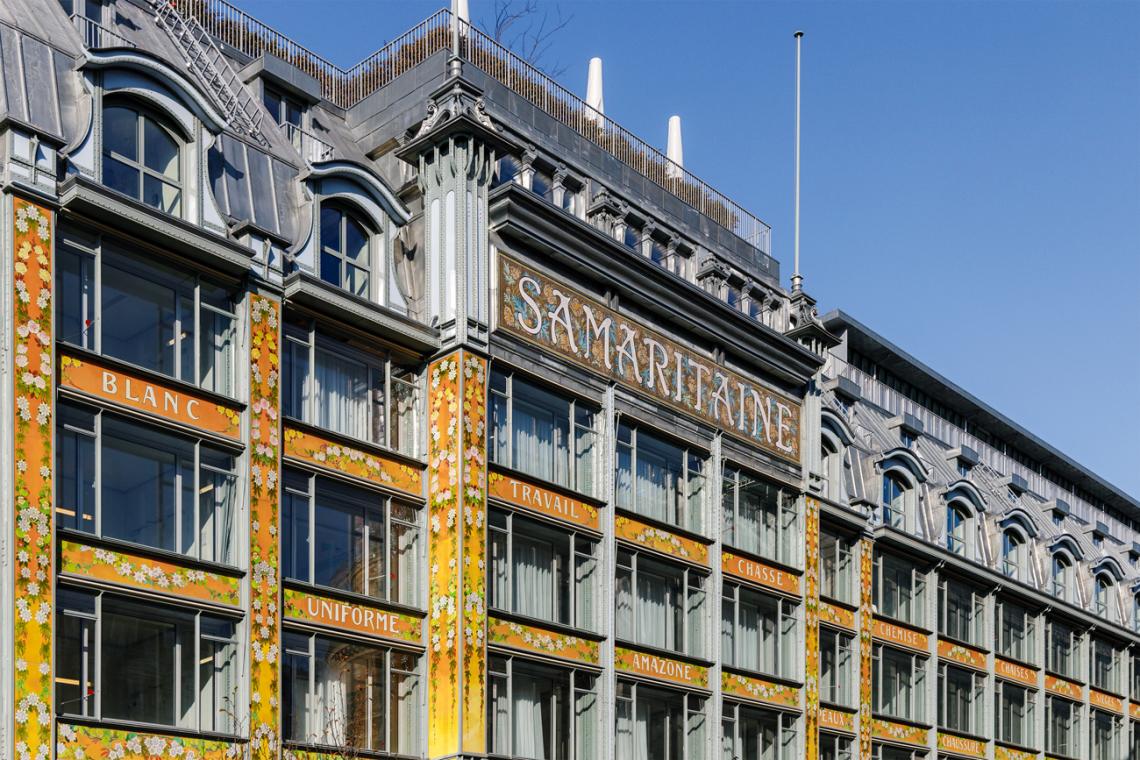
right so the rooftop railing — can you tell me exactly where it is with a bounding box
[71,13,136,49]
[170,1,772,254]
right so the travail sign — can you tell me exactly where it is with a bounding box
[497,255,802,463]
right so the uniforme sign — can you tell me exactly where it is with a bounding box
[497,255,802,463]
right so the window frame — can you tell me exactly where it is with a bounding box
[721,701,798,760]
[995,680,1036,749]
[873,552,927,628]
[318,202,374,299]
[283,468,422,608]
[938,662,985,736]
[872,643,927,723]
[489,368,597,498]
[616,549,706,658]
[488,653,597,760]
[56,586,240,735]
[820,626,855,708]
[997,598,1037,666]
[101,99,184,216]
[938,576,985,647]
[56,400,241,566]
[722,465,800,567]
[616,680,706,760]
[881,471,911,531]
[616,422,706,535]
[721,582,800,680]
[819,529,854,605]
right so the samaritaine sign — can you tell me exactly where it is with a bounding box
[497,255,802,463]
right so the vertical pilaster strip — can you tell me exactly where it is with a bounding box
[11,198,53,760]
[459,352,487,753]
[248,295,281,759]
[803,496,820,758]
[427,353,463,758]
[858,536,875,759]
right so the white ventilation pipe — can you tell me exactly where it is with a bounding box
[585,57,604,120]
[666,115,683,178]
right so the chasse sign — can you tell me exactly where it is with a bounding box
[497,255,802,463]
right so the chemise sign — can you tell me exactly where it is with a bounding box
[496,255,802,463]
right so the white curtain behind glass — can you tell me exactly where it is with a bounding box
[512,400,559,483]
[513,536,554,619]
[513,674,547,759]
[637,572,672,650]
[315,648,349,745]
[634,698,651,760]
[316,348,369,441]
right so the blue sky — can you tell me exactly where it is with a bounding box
[238,0,1140,498]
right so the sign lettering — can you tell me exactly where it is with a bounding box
[994,658,1037,688]
[498,256,802,462]
[488,470,600,531]
[614,647,708,689]
[872,619,929,652]
[722,551,801,595]
[283,588,422,645]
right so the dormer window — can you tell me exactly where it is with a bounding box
[957,461,971,478]
[1094,575,1112,618]
[946,505,968,556]
[1051,554,1072,602]
[102,102,182,215]
[882,472,909,529]
[900,430,916,449]
[320,203,371,298]
[1001,530,1022,579]
[263,86,303,129]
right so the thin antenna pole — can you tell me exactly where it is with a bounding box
[792,30,804,293]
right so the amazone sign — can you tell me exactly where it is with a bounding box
[496,255,802,463]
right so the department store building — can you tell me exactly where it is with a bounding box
[0,2,1137,759]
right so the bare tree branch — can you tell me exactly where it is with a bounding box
[483,0,573,78]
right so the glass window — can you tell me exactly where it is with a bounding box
[56,588,237,733]
[490,369,596,496]
[882,473,908,529]
[488,655,597,760]
[1052,554,1072,602]
[1091,638,1119,693]
[1090,709,1119,760]
[722,468,798,566]
[283,470,421,607]
[1002,530,1023,579]
[284,322,421,457]
[939,577,984,646]
[1046,695,1079,758]
[320,204,371,298]
[616,681,705,760]
[938,663,984,735]
[488,509,597,632]
[819,530,854,605]
[1047,620,1079,680]
[616,423,705,534]
[721,702,797,760]
[998,599,1036,664]
[873,552,926,628]
[820,627,855,708]
[821,437,846,503]
[1094,575,1113,619]
[995,681,1035,748]
[56,402,239,565]
[819,733,853,760]
[57,235,238,396]
[872,645,926,723]
[721,583,798,680]
[283,631,419,754]
[263,86,304,128]
[103,103,182,215]
[946,505,968,555]
[616,550,705,658]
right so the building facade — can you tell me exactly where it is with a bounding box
[0,2,1137,760]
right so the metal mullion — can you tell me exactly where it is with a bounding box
[94,593,103,720]
[568,531,576,628]
[308,477,316,585]
[505,373,513,466]
[192,612,202,731]
[94,410,103,536]
[506,656,514,756]
[384,356,392,449]
[506,512,513,613]
[384,498,392,602]
[191,441,201,560]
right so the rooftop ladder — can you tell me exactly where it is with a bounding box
[149,0,263,139]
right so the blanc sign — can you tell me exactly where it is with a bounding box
[497,255,802,463]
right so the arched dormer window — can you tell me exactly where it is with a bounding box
[1051,553,1073,602]
[821,436,844,503]
[1001,530,1023,580]
[103,101,183,215]
[319,203,372,298]
[1093,574,1112,618]
[946,504,969,557]
[882,472,910,530]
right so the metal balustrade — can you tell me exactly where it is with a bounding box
[70,14,136,49]
[167,1,772,254]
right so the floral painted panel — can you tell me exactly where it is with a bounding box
[1130,700,1140,720]
[871,718,928,747]
[460,352,488,754]
[488,616,600,665]
[1088,688,1124,715]
[994,745,1037,760]
[497,254,802,463]
[248,294,281,759]
[820,706,856,733]
[615,514,709,566]
[60,540,240,606]
[12,198,53,760]
[283,426,424,497]
[616,647,709,690]
[937,639,986,671]
[1043,674,1082,701]
[858,537,874,760]
[721,670,799,708]
[721,549,800,594]
[59,353,241,440]
[994,658,1037,688]
[57,723,240,760]
[804,497,820,760]
[820,601,856,630]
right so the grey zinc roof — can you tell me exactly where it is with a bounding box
[0,17,83,143]
[208,133,300,241]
